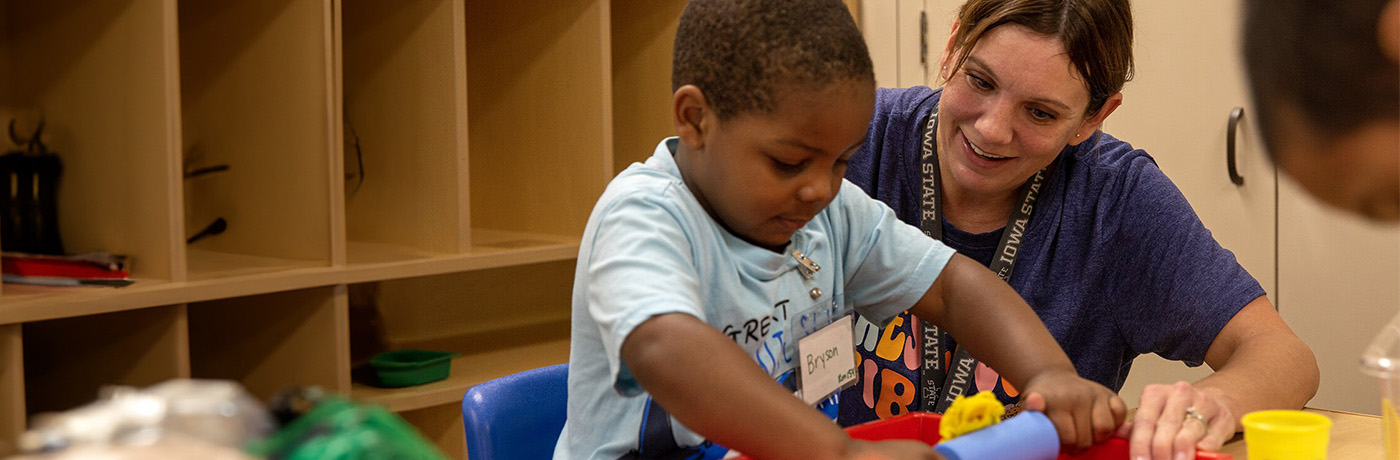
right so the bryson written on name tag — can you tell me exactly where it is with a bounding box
[796,315,857,405]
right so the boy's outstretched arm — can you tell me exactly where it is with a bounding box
[623,313,941,460]
[908,254,1127,451]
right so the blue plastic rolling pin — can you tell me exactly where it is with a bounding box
[933,411,1060,460]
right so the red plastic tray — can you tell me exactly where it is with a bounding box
[734,412,1233,460]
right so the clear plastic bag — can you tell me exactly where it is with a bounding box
[16,379,274,456]
[8,435,259,460]
[1360,310,1400,460]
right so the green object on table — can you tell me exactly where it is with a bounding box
[248,396,449,460]
[370,349,457,387]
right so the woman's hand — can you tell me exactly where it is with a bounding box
[1020,369,1128,452]
[1116,381,1237,460]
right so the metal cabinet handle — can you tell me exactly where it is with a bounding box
[1227,107,1245,186]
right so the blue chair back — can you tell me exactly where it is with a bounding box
[462,363,568,460]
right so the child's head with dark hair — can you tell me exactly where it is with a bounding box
[672,0,875,120]
[668,0,875,251]
[1244,0,1400,220]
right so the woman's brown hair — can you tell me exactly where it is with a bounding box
[944,0,1135,116]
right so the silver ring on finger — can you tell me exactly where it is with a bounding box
[1184,406,1207,425]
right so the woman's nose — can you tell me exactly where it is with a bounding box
[974,99,1016,146]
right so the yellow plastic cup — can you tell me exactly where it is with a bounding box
[1242,410,1332,460]
[1383,396,1399,460]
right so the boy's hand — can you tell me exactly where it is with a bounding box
[844,440,944,460]
[912,256,1124,451]
[1020,370,1127,452]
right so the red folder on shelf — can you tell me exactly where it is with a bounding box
[1,252,129,279]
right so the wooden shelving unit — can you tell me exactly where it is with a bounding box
[0,0,700,457]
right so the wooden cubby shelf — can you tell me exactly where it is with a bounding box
[0,0,694,457]
[178,0,337,281]
[610,0,688,175]
[0,0,181,291]
[341,0,467,261]
[189,287,349,401]
[347,259,573,413]
[23,306,189,417]
[0,241,580,327]
[463,0,610,242]
[351,338,570,413]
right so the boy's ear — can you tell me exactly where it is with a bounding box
[1068,92,1122,146]
[673,85,711,150]
[1380,0,1399,63]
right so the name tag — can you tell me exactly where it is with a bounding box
[796,315,857,405]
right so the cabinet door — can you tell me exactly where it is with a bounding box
[1277,181,1399,414]
[1103,0,1278,407]
[1107,0,1276,298]
[861,0,941,88]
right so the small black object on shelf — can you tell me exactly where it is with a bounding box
[187,217,227,244]
[344,115,365,197]
[0,118,64,255]
[182,143,231,245]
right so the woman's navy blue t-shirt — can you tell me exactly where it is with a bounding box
[837,86,1265,426]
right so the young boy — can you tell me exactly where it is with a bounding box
[555,1,1124,459]
[1244,0,1399,220]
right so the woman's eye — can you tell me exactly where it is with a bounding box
[967,73,993,90]
[1029,108,1056,121]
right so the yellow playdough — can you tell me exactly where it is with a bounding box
[939,392,1006,442]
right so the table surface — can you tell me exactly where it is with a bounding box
[1216,408,1384,459]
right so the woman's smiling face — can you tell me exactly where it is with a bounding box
[937,24,1112,199]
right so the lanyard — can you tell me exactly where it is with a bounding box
[916,109,1048,412]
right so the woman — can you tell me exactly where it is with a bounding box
[838,1,1320,460]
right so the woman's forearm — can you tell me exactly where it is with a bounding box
[1195,297,1320,427]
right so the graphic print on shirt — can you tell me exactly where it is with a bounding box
[623,296,843,458]
[839,311,1020,425]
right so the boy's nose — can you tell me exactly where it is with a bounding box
[797,174,837,204]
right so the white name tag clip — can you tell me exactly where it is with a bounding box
[792,250,820,279]
[796,315,857,405]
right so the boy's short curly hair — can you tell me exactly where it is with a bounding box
[672,0,875,120]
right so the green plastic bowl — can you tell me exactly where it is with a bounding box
[370,349,457,388]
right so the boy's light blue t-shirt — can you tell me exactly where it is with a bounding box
[555,138,956,459]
